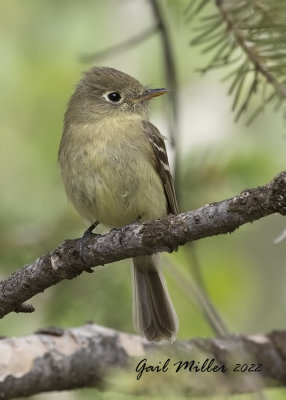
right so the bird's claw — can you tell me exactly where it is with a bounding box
[83,221,100,238]
[79,221,101,273]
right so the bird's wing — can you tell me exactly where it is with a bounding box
[142,121,178,215]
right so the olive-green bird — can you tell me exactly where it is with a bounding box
[58,66,178,341]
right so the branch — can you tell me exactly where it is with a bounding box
[149,0,179,149]
[148,0,183,205]
[2,323,286,398]
[187,0,286,123]
[0,171,285,319]
[80,25,158,63]
[215,0,286,99]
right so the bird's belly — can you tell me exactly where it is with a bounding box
[92,167,141,227]
[65,145,166,228]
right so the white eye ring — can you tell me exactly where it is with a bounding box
[103,92,123,104]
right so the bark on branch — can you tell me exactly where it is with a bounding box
[0,171,285,319]
[1,323,286,399]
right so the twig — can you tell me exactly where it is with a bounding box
[215,0,286,99]
[147,2,217,339]
[165,256,229,336]
[274,228,286,244]
[80,25,158,63]
[148,0,179,174]
[0,171,285,320]
[14,303,34,314]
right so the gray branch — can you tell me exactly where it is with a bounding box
[1,323,286,399]
[0,171,285,320]
[80,25,158,63]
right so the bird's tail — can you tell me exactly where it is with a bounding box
[132,255,178,341]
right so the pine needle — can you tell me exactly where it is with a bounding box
[186,0,286,123]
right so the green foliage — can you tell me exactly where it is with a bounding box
[186,0,286,124]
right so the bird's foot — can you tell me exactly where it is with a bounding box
[108,216,141,236]
[128,216,142,225]
[135,216,142,224]
[83,221,100,238]
[79,221,101,273]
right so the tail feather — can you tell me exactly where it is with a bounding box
[132,255,178,342]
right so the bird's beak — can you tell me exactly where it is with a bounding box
[131,88,169,104]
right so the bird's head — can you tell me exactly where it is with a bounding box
[66,66,169,122]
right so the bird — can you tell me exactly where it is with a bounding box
[58,66,178,341]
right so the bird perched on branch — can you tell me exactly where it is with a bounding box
[58,66,178,341]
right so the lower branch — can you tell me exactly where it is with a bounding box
[0,171,285,319]
[1,323,286,398]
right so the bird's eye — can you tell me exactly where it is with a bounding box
[107,92,122,103]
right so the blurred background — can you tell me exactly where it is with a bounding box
[0,0,285,399]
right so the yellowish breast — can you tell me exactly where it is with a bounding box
[59,116,167,227]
